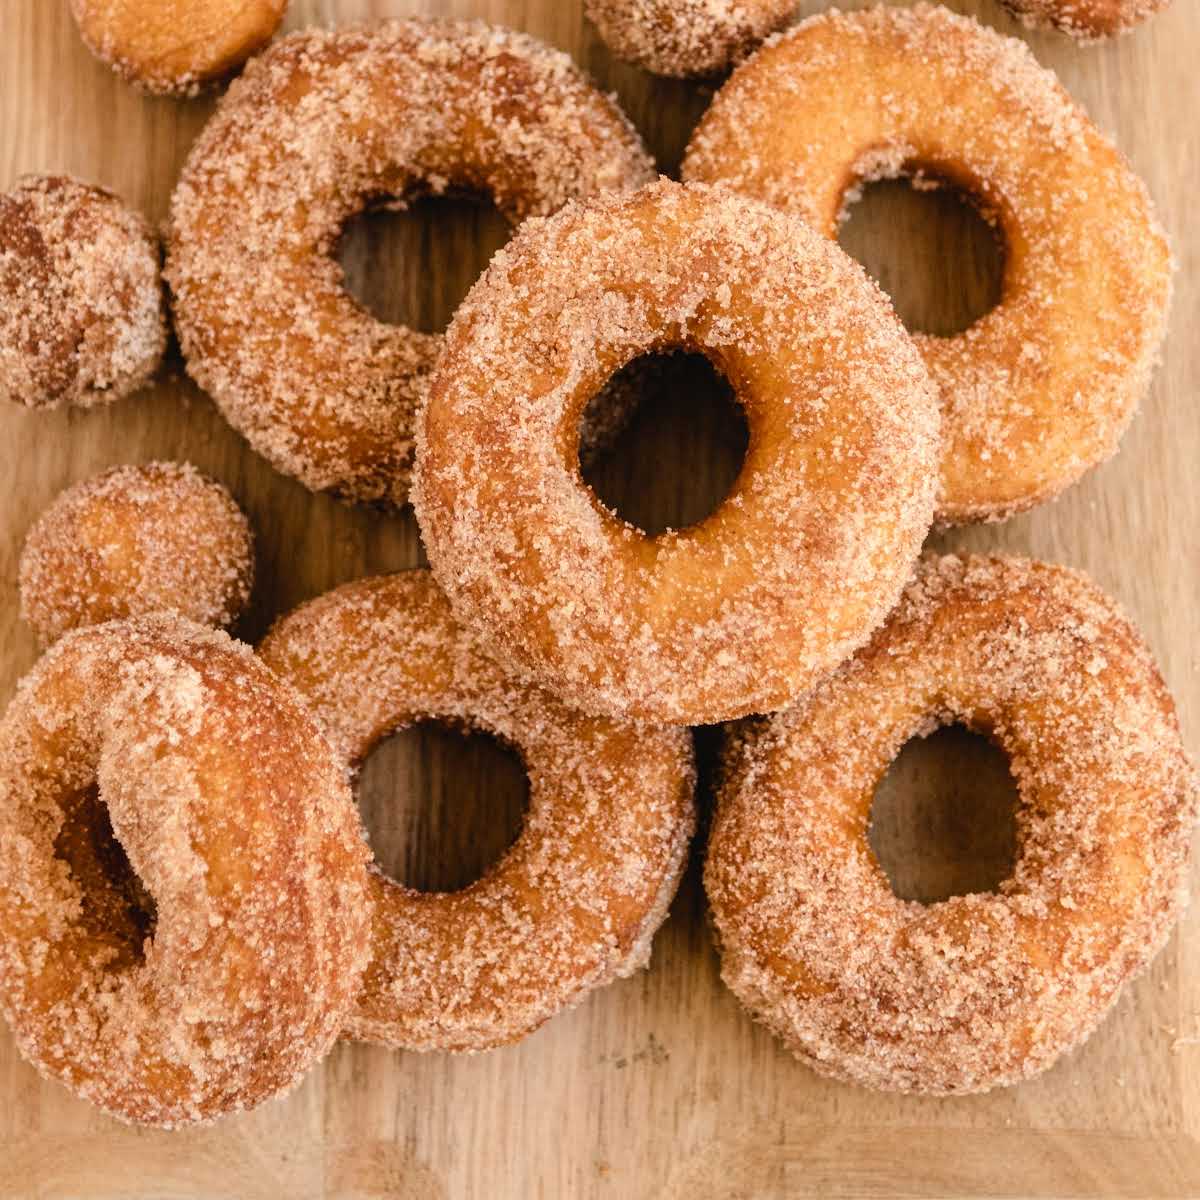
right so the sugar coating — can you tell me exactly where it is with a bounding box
[165,19,656,507]
[586,0,799,77]
[69,0,289,97]
[0,616,373,1127]
[708,554,1198,1094]
[258,570,696,1053]
[999,0,1169,41]
[413,179,940,725]
[19,462,255,646]
[682,4,1173,524]
[0,176,166,410]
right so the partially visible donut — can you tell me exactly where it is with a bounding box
[19,462,255,646]
[0,616,373,1127]
[166,20,656,506]
[586,0,799,77]
[413,179,940,725]
[258,570,695,1052]
[0,176,166,410]
[683,4,1173,524]
[69,0,289,96]
[1000,0,1168,41]
[707,554,1197,1094]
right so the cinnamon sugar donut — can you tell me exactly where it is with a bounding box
[258,570,695,1052]
[166,20,655,507]
[586,0,799,77]
[0,616,372,1126]
[708,554,1197,1094]
[19,463,255,646]
[0,176,166,410]
[683,5,1173,524]
[70,0,289,96]
[413,180,940,725]
[1001,0,1168,40]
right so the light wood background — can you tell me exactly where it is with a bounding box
[2,1,1198,1196]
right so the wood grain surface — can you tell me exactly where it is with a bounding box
[2,1,1198,1196]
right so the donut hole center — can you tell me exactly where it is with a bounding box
[337,193,511,333]
[53,785,157,965]
[838,175,1004,336]
[356,721,528,894]
[868,724,1018,903]
[579,351,749,536]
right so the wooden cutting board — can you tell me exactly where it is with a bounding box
[2,1,1197,1196]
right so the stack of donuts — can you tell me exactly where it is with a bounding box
[0,0,1193,1128]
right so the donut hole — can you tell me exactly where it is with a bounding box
[52,785,157,964]
[356,721,529,894]
[337,194,511,333]
[838,175,1004,337]
[868,724,1018,903]
[579,351,749,536]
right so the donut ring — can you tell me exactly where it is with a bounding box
[258,570,695,1052]
[586,0,799,77]
[682,5,1173,524]
[1000,0,1168,41]
[69,0,289,96]
[166,20,655,506]
[19,462,255,646]
[413,180,940,725]
[0,616,372,1126]
[707,554,1197,1094]
[0,176,166,410]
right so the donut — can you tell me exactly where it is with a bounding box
[165,20,656,507]
[586,0,799,77]
[412,179,940,725]
[19,462,255,646]
[682,5,1173,524]
[0,175,166,410]
[707,553,1197,1094]
[69,0,289,96]
[258,570,695,1052]
[0,616,373,1126]
[1000,0,1168,41]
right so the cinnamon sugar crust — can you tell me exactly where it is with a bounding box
[708,554,1197,1094]
[683,4,1173,524]
[165,19,656,507]
[413,179,940,724]
[1000,0,1169,41]
[586,0,799,77]
[259,570,695,1052]
[0,176,166,410]
[0,617,373,1126]
[19,462,255,645]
